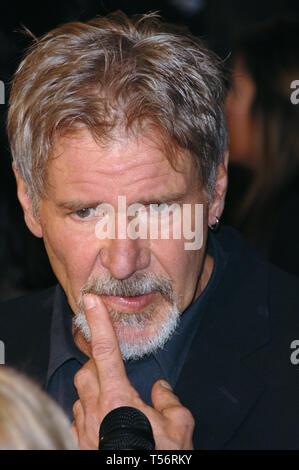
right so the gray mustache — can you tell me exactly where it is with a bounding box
[80,272,174,303]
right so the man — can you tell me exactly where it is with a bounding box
[1,11,298,450]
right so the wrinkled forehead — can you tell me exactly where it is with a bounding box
[50,124,196,178]
[46,126,200,200]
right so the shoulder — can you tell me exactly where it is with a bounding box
[217,226,299,373]
[214,225,299,323]
[269,192,299,276]
[267,264,299,350]
[0,285,56,326]
[269,263,299,307]
[0,286,57,378]
[216,224,299,285]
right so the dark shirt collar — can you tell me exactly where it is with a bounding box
[46,287,88,386]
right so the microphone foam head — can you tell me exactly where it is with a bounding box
[99,406,155,450]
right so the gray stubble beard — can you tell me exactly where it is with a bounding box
[73,272,181,361]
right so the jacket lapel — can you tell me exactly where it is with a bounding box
[175,245,270,449]
[6,286,55,387]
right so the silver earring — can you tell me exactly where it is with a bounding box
[208,216,220,232]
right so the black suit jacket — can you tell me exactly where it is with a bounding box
[0,226,298,449]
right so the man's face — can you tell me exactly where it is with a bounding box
[31,128,211,358]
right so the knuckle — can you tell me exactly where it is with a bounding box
[74,368,88,389]
[92,339,117,359]
[101,389,126,409]
[168,405,195,428]
[72,399,81,417]
[100,386,140,411]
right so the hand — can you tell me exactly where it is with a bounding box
[71,294,194,450]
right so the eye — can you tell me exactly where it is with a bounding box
[75,208,96,219]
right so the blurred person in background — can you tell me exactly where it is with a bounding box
[0,366,76,449]
[224,17,299,276]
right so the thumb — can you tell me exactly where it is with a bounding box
[151,380,181,412]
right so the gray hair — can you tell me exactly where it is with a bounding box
[7,11,228,214]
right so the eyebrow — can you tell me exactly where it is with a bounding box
[57,200,104,211]
[57,192,187,212]
[134,192,186,206]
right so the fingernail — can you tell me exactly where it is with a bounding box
[83,294,96,310]
[160,380,172,391]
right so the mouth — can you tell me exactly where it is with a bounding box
[100,292,157,314]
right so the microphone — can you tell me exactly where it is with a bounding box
[98,406,155,450]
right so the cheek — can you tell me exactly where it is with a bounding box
[149,238,203,306]
[227,111,253,160]
[41,220,100,295]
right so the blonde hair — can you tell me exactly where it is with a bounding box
[7,11,227,215]
[0,366,76,450]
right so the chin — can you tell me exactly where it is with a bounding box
[73,302,181,361]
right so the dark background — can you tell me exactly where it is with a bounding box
[0,0,298,299]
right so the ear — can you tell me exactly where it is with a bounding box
[208,150,229,226]
[12,163,43,238]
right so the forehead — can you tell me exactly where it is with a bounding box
[47,128,200,202]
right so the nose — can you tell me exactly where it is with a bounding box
[99,238,151,280]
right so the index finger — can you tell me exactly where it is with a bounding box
[83,294,131,393]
